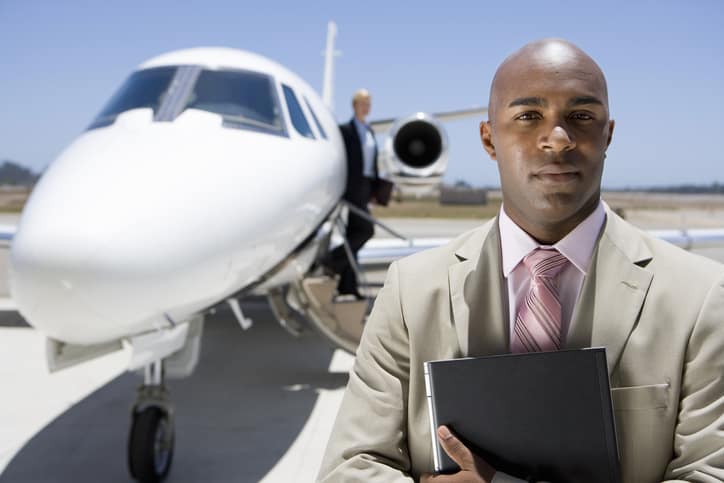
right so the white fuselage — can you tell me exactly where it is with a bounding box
[10,48,346,345]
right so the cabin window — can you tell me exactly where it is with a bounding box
[304,96,328,140]
[88,66,176,129]
[282,84,315,139]
[184,69,285,136]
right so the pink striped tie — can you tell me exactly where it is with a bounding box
[511,249,569,353]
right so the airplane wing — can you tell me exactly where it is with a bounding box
[359,228,724,268]
[369,106,488,134]
[0,225,17,311]
[358,237,451,268]
[648,228,724,250]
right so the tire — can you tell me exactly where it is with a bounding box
[128,406,174,483]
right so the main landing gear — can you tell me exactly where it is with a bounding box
[128,359,174,483]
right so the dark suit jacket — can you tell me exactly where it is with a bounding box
[339,118,378,206]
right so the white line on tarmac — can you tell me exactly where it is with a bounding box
[259,349,354,482]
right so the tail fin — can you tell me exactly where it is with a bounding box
[322,21,339,111]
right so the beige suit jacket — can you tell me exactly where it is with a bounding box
[318,210,724,482]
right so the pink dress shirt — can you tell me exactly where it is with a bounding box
[498,201,606,347]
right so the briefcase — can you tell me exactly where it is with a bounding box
[372,178,394,206]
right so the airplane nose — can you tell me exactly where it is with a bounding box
[10,256,116,345]
[9,131,237,345]
[10,208,234,345]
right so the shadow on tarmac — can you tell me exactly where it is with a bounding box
[1,299,347,482]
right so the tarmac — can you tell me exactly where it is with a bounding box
[0,300,353,483]
[2,212,724,482]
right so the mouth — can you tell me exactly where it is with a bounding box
[533,169,580,183]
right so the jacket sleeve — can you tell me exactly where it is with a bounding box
[663,274,724,482]
[317,262,414,482]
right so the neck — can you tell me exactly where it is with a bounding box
[354,115,366,124]
[503,197,600,245]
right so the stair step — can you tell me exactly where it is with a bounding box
[330,300,367,342]
[301,276,337,308]
[296,275,368,353]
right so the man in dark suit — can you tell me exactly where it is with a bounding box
[326,88,380,299]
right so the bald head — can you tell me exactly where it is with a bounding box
[489,39,608,119]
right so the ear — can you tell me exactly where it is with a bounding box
[480,121,496,160]
[606,119,615,147]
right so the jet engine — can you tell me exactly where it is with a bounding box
[378,113,449,195]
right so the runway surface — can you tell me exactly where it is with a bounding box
[0,301,354,482]
[2,213,724,482]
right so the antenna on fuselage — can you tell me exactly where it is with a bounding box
[322,20,340,112]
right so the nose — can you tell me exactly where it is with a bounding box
[538,125,576,153]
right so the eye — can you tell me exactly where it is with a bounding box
[570,111,594,121]
[514,111,542,121]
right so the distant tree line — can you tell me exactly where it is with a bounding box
[448,178,724,195]
[0,160,40,187]
[609,183,724,194]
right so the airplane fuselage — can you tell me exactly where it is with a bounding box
[10,48,345,345]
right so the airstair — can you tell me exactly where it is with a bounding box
[266,202,409,354]
[273,276,368,354]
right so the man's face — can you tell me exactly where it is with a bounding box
[481,47,614,243]
[354,97,371,120]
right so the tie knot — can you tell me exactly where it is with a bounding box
[523,248,568,279]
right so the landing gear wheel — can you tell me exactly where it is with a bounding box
[128,406,174,483]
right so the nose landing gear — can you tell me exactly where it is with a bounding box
[128,360,175,483]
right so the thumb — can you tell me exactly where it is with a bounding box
[437,425,475,471]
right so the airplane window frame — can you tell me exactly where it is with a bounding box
[303,96,328,140]
[87,66,177,130]
[183,68,288,137]
[281,84,316,140]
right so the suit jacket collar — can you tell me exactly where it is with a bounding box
[449,207,654,375]
[449,218,509,357]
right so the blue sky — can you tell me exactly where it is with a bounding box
[1,0,722,188]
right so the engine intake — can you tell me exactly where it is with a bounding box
[393,119,443,169]
[380,113,449,190]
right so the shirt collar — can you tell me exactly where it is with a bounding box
[499,200,606,277]
[353,117,367,131]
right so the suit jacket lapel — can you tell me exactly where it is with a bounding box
[449,219,509,357]
[348,118,360,144]
[566,210,653,375]
[348,119,363,160]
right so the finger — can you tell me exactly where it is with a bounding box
[437,425,475,471]
[420,473,452,482]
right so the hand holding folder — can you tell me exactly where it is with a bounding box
[421,425,496,483]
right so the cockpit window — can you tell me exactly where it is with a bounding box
[88,66,176,129]
[87,66,287,137]
[282,84,315,139]
[304,96,328,140]
[184,69,285,135]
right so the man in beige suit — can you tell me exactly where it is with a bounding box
[318,39,724,483]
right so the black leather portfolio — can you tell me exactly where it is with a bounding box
[424,348,621,482]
